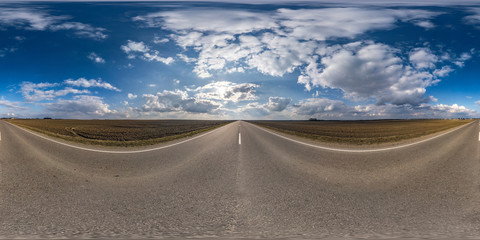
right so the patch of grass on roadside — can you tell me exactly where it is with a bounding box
[248,119,474,145]
[4,119,233,147]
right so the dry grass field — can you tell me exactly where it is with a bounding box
[248,119,474,145]
[5,119,232,147]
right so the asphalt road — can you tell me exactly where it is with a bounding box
[0,120,479,239]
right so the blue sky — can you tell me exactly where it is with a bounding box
[0,1,480,119]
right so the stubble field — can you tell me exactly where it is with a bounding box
[248,119,474,145]
[4,119,232,147]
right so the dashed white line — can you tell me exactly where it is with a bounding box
[0,131,2,141]
[239,133,242,145]
[478,132,480,141]
[248,121,475,153]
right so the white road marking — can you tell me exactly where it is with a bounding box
[239,133,242,145]
[248,121,475,153]
[478,132,480,141]
[6,122,231,154]
[0,131,2,141]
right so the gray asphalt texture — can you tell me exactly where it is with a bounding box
[0,120,479,239]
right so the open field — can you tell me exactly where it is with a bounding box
[4,119,232,147]
[248,119,474,145]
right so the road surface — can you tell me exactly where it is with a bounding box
[0,120,479,239]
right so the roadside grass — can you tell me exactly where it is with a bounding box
[4,119,233,147]
[248,119,474,145]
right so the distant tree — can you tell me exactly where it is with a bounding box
[308,118,317,121]
[44,117,52,119]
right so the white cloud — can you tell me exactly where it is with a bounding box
[43,95,114,118]
[49,22,107,40]
[148,84,156,87]
[292,98,475,119]
[191,81,259,103]
[464,8,480,27]
[0,7,62,30]
[177,53,196,63]
[20,82,91,102]
[409,48,438,69]
[413,20,435,29]
[20,78,120,102]
[476,100,480,105]
[64,78,120,91]
[265,97,291,112]
[121,40,174,64]
[238,102,270,117]
[173,79,180,85]
[453,52,472,67]
[134,9,277,34]
[134,6,469,116]
[237,96,292,118]
[0,8,107,40]
[87,52,105,63]
[0,99,25,110]
[143,51,175,64]
[121,40,149,54]
[247,34,316,77]
[432,104,475,115]
[276,8,438,41]
[134,7,441,80]
[140,90,220,113]
[294,98,353,117]
[127,93,137,99]
[298,42,442,106]
[153,36,169,44]
[433,66,454,77]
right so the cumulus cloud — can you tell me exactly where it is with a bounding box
[453,52,472,67]
[153,36,169,44]
[294,98,354,117]
[239,102,270,117]
[292,98,475,120]
[140,90,220,114]
[177,53,196,63]
[121,40,149,54]
[237,96,292,118]
[20,82,90,102]
[265,97,291,112]
[20,78,120,102]
[0,7,107,40]
[132,6,470,112]
[134,7,440,79]
[433,66,454,77]
[412,20,435,29]
[127,93,137,99]
[64,78,120,91]
[409,48,438,69]
[43,95,114,118]
[87,52,105,63]
[121,40,174,64]
[298,42,442,106]
[432,103,474,115]
[191,81,259,103]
